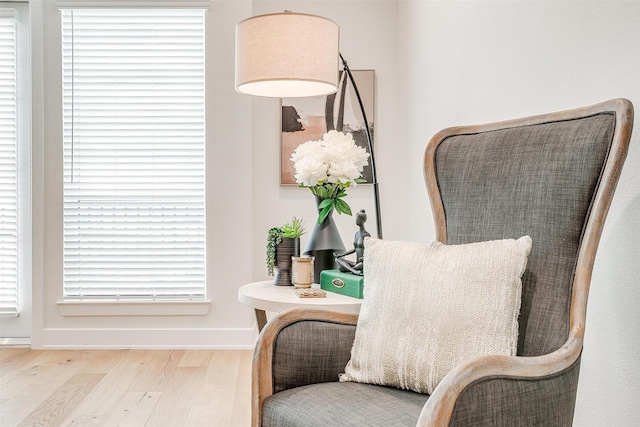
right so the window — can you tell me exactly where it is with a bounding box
[0,10,19,314]
[61,8,206,301]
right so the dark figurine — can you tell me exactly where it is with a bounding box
[335,209,370,276]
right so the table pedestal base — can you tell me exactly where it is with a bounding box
[255,308,267,331]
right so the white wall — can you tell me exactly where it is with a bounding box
[396,1,640,425]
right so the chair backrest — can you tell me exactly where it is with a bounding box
[424,99,633,357]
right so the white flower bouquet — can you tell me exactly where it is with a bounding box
[291,130,370,224]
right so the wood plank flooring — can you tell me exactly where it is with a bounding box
[0,348,253,427]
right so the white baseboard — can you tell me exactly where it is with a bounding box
[0,337,31,347]
[39,327,258,349]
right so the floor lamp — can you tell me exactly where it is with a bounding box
[235,11,383,240]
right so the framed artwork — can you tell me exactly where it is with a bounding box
[280,69,375,185]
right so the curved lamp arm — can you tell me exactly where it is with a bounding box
[340,54,383,239]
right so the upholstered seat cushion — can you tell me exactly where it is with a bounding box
[262,382,429,427]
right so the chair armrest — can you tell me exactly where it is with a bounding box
[252,308,359,427]
[417,331,583,426]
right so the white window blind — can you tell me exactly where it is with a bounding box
[0,11,18,314]
[62,9,206,301]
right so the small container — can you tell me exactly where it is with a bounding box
[320,269,364,299]
[291,256,314,288]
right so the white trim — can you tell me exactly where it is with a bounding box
[57,300,211,316]
[30,0,46,350]
[0,337,30,347]
[41,327,257,349]
[56,0,210,9]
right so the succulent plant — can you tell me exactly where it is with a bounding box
[266,217,305,276]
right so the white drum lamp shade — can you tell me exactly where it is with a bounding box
[235,12,340,98]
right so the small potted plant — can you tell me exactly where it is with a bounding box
[267,217,305,286]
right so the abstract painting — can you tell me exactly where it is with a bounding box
[280,69,375,185]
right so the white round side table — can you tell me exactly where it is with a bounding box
[238,280,362,331]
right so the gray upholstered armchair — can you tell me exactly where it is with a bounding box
[252,99,634,426]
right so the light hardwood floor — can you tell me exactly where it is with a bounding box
[0,348,253,427]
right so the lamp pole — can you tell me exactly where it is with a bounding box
[339,54,383,239]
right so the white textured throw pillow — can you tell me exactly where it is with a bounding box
[340,235,532,394]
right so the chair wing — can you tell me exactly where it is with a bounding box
[421,98,633,424]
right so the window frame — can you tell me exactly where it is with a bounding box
[0,6,31,321]
[56,5,211,315]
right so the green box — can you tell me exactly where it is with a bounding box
[320,269,364,299]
